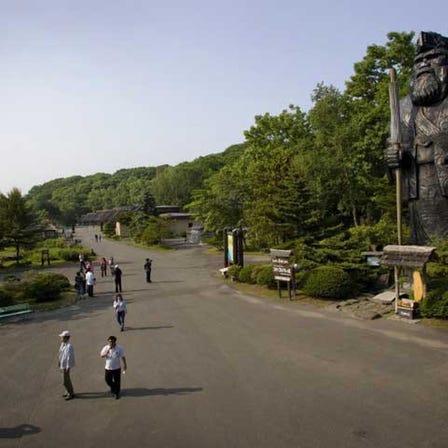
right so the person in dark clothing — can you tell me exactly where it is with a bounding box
[100,257,107,277]
[144,258,152,283]
[114,265,123,293]
[74,271,85,299]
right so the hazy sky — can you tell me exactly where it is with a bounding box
[1,0,447,194]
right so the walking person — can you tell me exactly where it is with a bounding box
[113,294,127,331]
[79,253,86,271]
[74,271,85,299]
[114,264,123,293]
[58,330,75,400]
[85,268,95,297]
[144,258,152,283]
[100,336,127,399]
[100,257,107,277]
[108,257,115,276]
[80,270,87,297]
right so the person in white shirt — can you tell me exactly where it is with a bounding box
[58,330,75,400]
[113,294,127,331]
[100,336,127,399]
[85,269,95,297]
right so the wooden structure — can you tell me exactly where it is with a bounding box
[381,245,436,318]
[41,249,50,266]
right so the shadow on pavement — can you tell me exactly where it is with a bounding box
[150,280,184,284]
[123,288,156,293]
[125,325,174,331]
[0,424,41,439]
[75,392,111,399]
[125,387,203,397]
[76,387,203,399]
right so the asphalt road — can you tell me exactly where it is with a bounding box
[1,226,448,448]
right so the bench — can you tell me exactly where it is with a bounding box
[0,303,33,320]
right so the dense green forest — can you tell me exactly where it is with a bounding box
[23,32,415,249]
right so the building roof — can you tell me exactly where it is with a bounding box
[156,205,181,213]
[159,213,193,220]
[381,245,437,268]
[79,205,139,224]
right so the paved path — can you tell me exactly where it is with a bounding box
[1,226,448,448]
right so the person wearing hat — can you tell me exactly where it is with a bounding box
[113,264,123,293]
[100,336,127,399]
[58,330,75,400]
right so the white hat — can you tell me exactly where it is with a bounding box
[59,330,70,337]
[115,264,119,268]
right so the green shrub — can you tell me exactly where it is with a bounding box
[103,221,116,238]
[294,270,308,288]
[227,264,242,281]
[49,273,71,290]
[426,262,448,278]
[23,273,69,302]
[0,281,24,302]
[302,265,354,300]
[57,248,83,262]
[3,274,20,282]
[419,289,448,318]
[255,265,276,288]
[239,265,256,284]
[41,238,66,248]
[250,265,265,283]
[0,288,14,306]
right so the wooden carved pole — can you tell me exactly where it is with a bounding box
[389,68,402,313]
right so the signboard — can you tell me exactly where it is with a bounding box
[397,298,417,319]
[223,228,244,267]
[271,249,293,282]
[227,233,234,264]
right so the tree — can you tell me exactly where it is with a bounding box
[151,153,230,207]
[243,105,310,150]
[188,163,247,231]
[0,188,42,263]
[140,217,172,245]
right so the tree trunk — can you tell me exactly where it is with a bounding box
[352,207,359,227]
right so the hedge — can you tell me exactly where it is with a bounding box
[255,265,276,288]
[302,265,354,300]
[23,273,70,303]
[239,265,256,284]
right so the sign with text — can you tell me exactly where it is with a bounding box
[270,249,293,282]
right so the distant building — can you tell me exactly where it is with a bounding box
[78,206,139,228]
[42,223,59,239]
[159,212,202,236]
[155,205,181,214]
[115,222,131,238]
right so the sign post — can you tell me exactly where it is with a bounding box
[270,249,295,300]
[223,228,244,268]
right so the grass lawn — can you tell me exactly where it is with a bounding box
[221,276,337,307]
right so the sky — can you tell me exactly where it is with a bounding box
[1,0,447,194]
